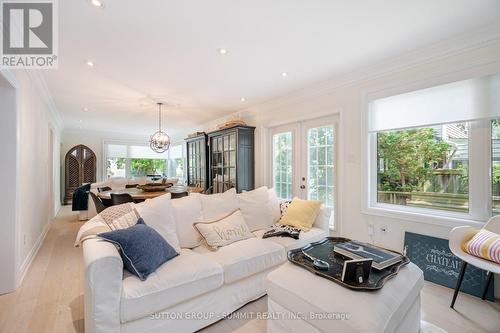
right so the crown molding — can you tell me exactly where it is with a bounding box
[237,22,500,117]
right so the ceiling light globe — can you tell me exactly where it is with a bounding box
[91,0,103,7]
[150,131,171,153]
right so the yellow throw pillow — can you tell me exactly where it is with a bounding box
[279,198,322,231]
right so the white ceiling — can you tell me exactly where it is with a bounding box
[44,0,500,138]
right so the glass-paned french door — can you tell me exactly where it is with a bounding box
[270,116,337,228]
[272,132,293,199]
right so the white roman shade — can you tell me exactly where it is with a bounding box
[106,144,128,158]
[129,145,168,159]
[105,143,169,159]
[368,73,500,132]
[169,144,184,159]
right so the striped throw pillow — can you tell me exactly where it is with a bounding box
[464,229,500,264]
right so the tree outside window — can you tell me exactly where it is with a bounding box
[377,123,469,213]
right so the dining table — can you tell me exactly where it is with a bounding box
[96,186,204,202]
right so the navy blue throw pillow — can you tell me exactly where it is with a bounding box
[98,218,179,281]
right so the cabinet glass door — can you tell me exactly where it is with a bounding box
[211,133,236,193]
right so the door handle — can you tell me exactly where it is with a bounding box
[300,185,305,189]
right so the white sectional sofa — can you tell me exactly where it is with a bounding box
[79,187,330,333]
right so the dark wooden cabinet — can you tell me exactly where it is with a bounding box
[185,133,209,191]
[207,125,255,193]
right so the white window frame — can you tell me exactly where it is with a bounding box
[362,111,492,229]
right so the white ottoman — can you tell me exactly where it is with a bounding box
[265,262,423,333]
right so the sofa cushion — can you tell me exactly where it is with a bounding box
[254,227,328,252]
[200,188,238,220]
[193,237,286,284]
[237,186,274,231]
[268,188,282,223]
[170,194,203,248]
[120,249,224,323]
[135,195,181,253]
[194,209,254,250]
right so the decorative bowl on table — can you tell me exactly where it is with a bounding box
[137,183,169,192]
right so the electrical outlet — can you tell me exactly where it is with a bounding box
[367,224,374,236]
[23,235,26,245]
[380,224,389,234]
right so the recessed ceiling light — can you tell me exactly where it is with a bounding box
[240,97,246,102]
[86,60,95,67]
[281,72,288,77]
[78,120,83,123]
[218,48,228,55]
[83,107,89,112]
[90,0,103,7]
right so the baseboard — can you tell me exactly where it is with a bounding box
[17,219,53,288]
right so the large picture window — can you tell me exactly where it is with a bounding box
[377,123,469,213]
[104,142,186,181]
[367,73,500,224]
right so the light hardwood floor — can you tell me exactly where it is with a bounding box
[0,206,499,333]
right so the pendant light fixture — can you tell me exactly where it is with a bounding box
[149,102,171,153]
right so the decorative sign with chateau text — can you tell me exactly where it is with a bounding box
[404,232,494,300]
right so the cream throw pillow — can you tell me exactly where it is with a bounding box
[99,203,140,230]
[237,186,273,231]
[199,188,238,220]
[135,195,181,253]
[279,197,322,231]
[194,209,254,250]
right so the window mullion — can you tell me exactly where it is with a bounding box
[468,120,490,221]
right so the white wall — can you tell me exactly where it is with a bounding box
[0,69,63,294]
[0,72,18,294]
[207,27,500,296]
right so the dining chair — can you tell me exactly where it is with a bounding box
[171,191,189,199]
[89,192,107,214]
[111,193,134,205]
[97,186,112,193]
[449,216,500,308]
[125,184,139,189]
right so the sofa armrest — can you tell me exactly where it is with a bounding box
[449,226,477,258]
[313,205,330,232]
[83,238,123,333]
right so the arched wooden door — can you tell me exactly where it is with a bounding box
[64,145,96,204]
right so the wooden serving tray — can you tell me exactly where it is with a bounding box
[287,237,410,290]
[137,184,169,192]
